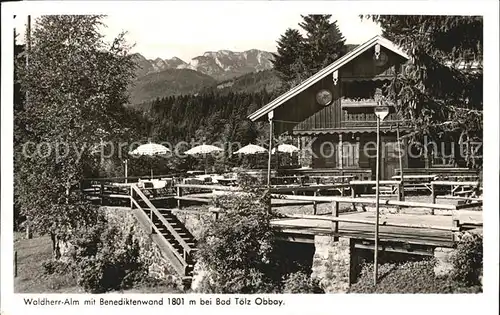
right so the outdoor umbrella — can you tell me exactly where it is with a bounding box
[233,144,268,155]
[271,144,300,169]
[271,144,299,154]
[184,144,223,174]
[129,142,171,178]
[234,144,268,170]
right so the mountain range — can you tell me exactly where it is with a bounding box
[132,49,274,81]
[129,49,276,104]
[129,45,358,105]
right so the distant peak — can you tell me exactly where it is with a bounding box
[132,53,146,59]
[203,51,217,57]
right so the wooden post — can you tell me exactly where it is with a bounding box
[14,250,18,278]
[424,152,430,169]
[25,217,32,239]
[431,183,436,204]
[350,183,356,211]
[374,115,381,285]
[313,190,318,215]
[452,219,460,242]
[177,186,183,209]
[267,111,274,187]
[79,180,84,201]
[124,159,128,183]
[339,134,343,170]
[331,201,339,237]
[26,15,31,104]
[397,123,405,201]
[100,182,104,206]
[130,186,134,210]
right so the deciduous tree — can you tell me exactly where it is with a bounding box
[15,15,137,255]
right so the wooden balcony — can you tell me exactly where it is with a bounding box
[342,111,401,128]
[290,96,405,133]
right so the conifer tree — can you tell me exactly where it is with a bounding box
[272,15,346,89]
[299,14,346,74]
[363,15,483,168]
[271,28,305,84]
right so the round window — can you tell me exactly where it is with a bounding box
[316,89,333,106]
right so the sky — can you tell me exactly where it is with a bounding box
[14,13,381,62]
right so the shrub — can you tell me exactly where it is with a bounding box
[196,190,281,293]
[282,271,324,293]
[349,258,482,294]
[46,274,78,291]
[199,268,280,294]
[449,232,483,286]
[350,260,453,293]
[69,214,145,293]
[42,259,71,275]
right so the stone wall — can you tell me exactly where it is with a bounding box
[102,207,185,288]
[311,235,353,293]
[433,247,455,277]
[171,209,215,239]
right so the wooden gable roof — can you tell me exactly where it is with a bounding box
[248,35,409,122]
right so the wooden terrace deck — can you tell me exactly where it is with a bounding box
[271,211,458,247]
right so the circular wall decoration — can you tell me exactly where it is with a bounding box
[316,89,333,106]
[373,51,388,67]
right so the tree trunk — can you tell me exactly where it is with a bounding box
[50,232,61,260]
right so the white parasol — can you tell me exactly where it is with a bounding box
[130,143,171,156]
[271,144,299,154]
[184,144,223,174]
[129,142,171,178]
[233,144,268,155]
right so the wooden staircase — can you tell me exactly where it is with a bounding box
[128,185,198,282]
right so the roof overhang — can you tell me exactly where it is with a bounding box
[248,35,409,122]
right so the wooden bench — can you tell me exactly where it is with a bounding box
[436,195,483,205]
[431,181,481,203]
[349,180,402,198]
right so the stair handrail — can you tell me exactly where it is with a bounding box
[129,197,188,267]
[131,185,194,256]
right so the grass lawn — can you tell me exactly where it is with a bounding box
[14,232,81,293]
[13,232,182,294]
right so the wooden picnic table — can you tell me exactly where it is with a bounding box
[438,174,480,181]
[432,181,479,186]
[186,170,205,175]
[392,175,438,180]
[309,175,354,184]
[111,182,134,187]
[431,180,480,203]
[349,180,402,198]
[391,174,438,193]
[217,178,238,186]
[271,175,307,186]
